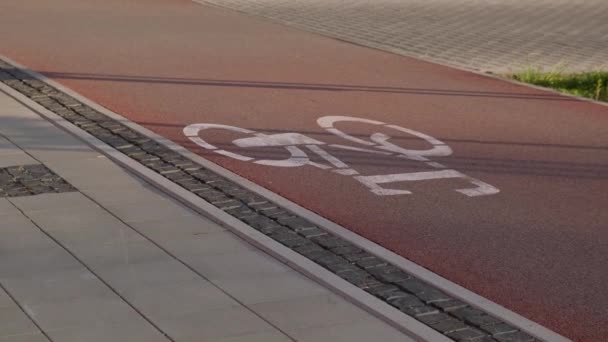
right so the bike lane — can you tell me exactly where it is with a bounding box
[1,1,607,340]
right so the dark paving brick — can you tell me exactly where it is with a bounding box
[0,164,76,197]
[481,323,518,336]
[493,331,535,342]
[433,299,469,312]
[446,327,488,341]
[430,317,469,334]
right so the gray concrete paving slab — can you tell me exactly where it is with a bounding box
[178,248,293,280]
[24,297,146,331]
[8,192,95,212]
[0,134,38,168]
[0,307,39,338]
[156,230,260,258]
[0,269,114,305]
[210,331,292,342]
[0,289,12,309]
[46,323,168,342]
[104,200,197,223]
[126,215,225,240]
[0,137,19,155]
[0,209,167,341]
[0,333,49,342]
[0,154,37,169]
[78,186,168,206]
[211,271,330,305]
[0,199,17,216]
[249,293,373,331]
[292,319,415,342]
[201,0,608,73]
[156,306,280,342]
[0,288,45,342]
[121,280,241,318]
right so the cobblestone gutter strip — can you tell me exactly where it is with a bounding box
[0,164,76,197]
[0,60,537,342]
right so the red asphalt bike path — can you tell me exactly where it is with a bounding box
[1,1,607,341]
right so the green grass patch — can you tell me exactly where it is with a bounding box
[510,68,608,102]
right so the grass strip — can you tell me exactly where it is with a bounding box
[510,68,608,102]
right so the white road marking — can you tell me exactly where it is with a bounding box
[318,116,385,146]
[355,170,465,196]
[253,146,310,167]
[307,144,349,169]
[456,178,501,197]
[354,169,499,197]
[329,144,393,155]
[214,149,254,162]
[334,169,359,176]
[426,161,447,168]
[184,116,499,197]
[233,132,324,147]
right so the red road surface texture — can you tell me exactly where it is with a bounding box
[1,1,607,340]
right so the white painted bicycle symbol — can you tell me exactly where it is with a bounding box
[184,116,499,197]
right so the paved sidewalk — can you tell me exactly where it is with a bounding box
[200,0,608,73]
[0,90,413,341]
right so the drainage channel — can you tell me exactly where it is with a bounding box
[0,58,540,342]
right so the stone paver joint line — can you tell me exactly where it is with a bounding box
[0,282,53,341]
[0,163,76,197]
[0,59,541,341]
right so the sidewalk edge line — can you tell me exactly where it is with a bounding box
[0,62,451,342]
[0,55,572,342]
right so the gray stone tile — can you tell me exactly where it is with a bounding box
[0,136,20,155]
[104,200,197,223]
[48,324,170,342]
[0,118,88,160]
[22,206,145,246]
[0,289,12,309]
[181,248,291,281]
[42,156,142,189]
[0,212,36,233]
[0,216,51,252]
[0,269,114,306]
[5,122,100,159]
[82,186,167,206]
[291,320,414,342]
[0,332,49,342]
[158,306,275,342]
[18,147,101,165]
[159,231,257,258]
[9,192,94,213]
[121,280,239,319]
[0,131,77,156]
[24,297,144,331]
[49,222,144,247]
[94,258,202,292]
[0,153,38,169]
[213,271,329,305]
[0,246,82,279]
[210,331,291,342]
[46,323,169,342]
[23,205,121,230]
[67,240,167,269]
[0,199,19,216]
[127,215,225,241]
[0,307,39,337]
[250,293,371,331]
